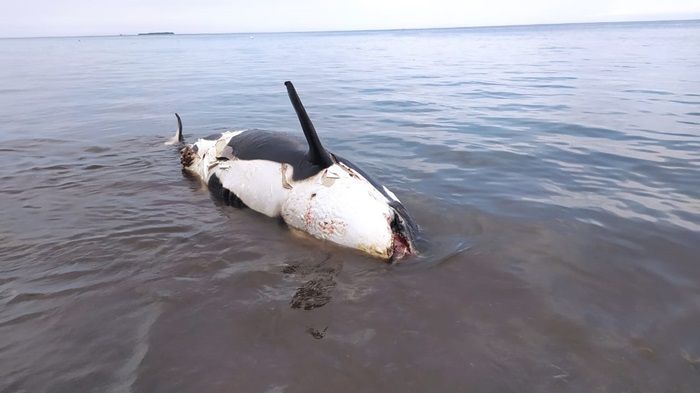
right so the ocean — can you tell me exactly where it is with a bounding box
[1,20,699,392]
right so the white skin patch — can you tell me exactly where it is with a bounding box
[383,186,400,202]
[183,131,401,259]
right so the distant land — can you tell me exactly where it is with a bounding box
[1,19,699,39]
[137,32,174,36]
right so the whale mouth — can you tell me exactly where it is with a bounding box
[389,208,416,262]
[391,229,412,261]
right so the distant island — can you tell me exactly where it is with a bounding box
[137,32,174,36]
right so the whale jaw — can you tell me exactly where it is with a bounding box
[389,208,415,262]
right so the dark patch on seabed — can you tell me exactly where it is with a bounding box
[307,326,328,339]
[285,255,341,312]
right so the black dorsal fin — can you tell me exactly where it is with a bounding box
[175,113,183,142]
[284,81,333,168]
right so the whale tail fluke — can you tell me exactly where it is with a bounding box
[166,113,184,145]
[284,81,334,169]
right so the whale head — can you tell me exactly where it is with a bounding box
[282,160,417,261]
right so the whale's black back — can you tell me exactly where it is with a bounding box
[224,129,419,239]
[226,130,326,181]
[218,82,336,181]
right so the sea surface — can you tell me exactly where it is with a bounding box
[1,20,699,392]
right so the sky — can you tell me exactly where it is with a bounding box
[2,0,700,38]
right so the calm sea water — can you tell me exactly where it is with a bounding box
[1,20,699,392]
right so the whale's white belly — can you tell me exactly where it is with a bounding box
[214,159,290,217]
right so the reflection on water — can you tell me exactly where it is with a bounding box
[1,20,699,392]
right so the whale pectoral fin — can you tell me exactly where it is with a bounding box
[284,81,334,169]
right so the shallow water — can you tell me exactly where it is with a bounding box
[1,20,699,392]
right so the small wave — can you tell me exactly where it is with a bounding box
[623,89,673,95]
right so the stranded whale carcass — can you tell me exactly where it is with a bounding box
[176,81,417,261]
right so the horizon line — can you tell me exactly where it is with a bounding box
[1,17,698,40]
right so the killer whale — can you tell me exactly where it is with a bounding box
[175,81,417,261]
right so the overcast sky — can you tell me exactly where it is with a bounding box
[2,0,699,37]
